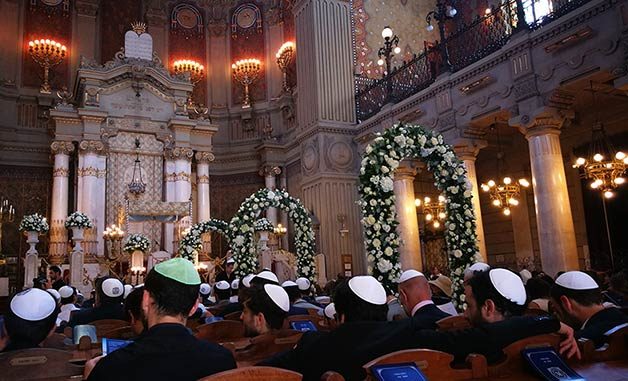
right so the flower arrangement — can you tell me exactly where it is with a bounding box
[19,213,49,233]
[123,233,151,253]
[358,123,480,310]
[253,218,274,232]
[229,188,317,285]
[65,211,93,229]
[178,219,230,261]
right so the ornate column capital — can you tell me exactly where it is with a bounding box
[195,151,215,164]
[166,147,194,161]
[394,166,417,181]
[75,0,99,17]
[452,138,488,162]
[51,140,75,155]
[79,139,106,155]
[259,165,282,177]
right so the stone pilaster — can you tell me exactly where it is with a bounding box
[73,0,99,86]
[77,139,106,256]
[49,140,75,264]
[393,165,422,271]
[169,147,194,244]
[195,151,214,260]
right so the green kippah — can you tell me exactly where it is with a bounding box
[154,258,201,285]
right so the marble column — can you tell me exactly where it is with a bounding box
[77,140,106,256]
[260,165,281,226]
[279,169,289,250]
[49,141,74,264]
[196,151,214,261]
[172,147,194,240]
[453,139,488,261]
[393,165,422,271]
[163,157,176,254]
[522,116,579,276]
[511,184,535,267]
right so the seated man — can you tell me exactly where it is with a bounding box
[463,262,490,283]
[215,257,236,284]
[124,286,146,337]
[282,280,310,316]
[68,277,126,326]
[2,288,59,352]
[550,270,628,347]
[294,277,324,314]
[56,286,79,326]
[241,283,290,337]
[251,270,280,286]
[262,274,578,381]
[398,269,449,327]
[429,274,458,315]
[84,258,236,381]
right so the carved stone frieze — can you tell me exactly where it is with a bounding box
[197,175,210,184]
[84,87,101,107]
[207,20,228,37]
[53,168,70,177]
[323,137,354,172]
[166,147,194,161]
[301,137,319,176]
[78,166,107,178]
[51,140,75,155]
[146,8,167,27]
[164,173,177,182]
[79,140,106,154]
[195,151,215,163]
[437,110,456,131]
[173,172,191,182]
[513,75,539,102]
[259,165,282,177]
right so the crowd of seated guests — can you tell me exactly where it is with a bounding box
[1,259,627,381]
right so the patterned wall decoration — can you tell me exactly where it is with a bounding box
[100,0,143,63]
[209,172,265,257]
[22,0,72,89]
[230,1,267,106]
[169,2,207,104]
[106,132,164,248]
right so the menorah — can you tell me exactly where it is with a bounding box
[173,59,205,84]
[28,38,67,94]
[276,42,295,93]
[232,58,262,108]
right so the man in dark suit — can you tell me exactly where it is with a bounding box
[83,258,236,381]
[215,257,236,284]
[68,277,127,326]
[398,269,450,328]
[47,265,66,290]
[550,270,628,347]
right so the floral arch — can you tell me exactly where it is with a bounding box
[178,218,231,261]
[229,188,317,285]
[358,123,481,309]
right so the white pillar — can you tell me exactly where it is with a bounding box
[393,166,422,271]
[523,118,579,276]
[195,152,214,222]
[49,141,74,264]
[77,140,106,256]
[260,165,281,226]
[279,169,289,250]
[453,139,488,262]
[172,147,194,241]
[164,157,176,254]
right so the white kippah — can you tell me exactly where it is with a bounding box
[465,262,490,275]
[59,286,74,299]
[46,288,61,301]
[256,270,279,283]
[11,288,56,321]
[242,274,255,288]
[123,284,133,299]
[231,279,240,290]
[295,277,310,291]
[348,276,386,305]
[264,284,290,312]
[226,258,235,264]
[324,303,336,319]
[101,278,124,298]
[282,280,298,288]
[398,269,425,283]
[555,271,599,290]
[519,269,532,285]
[199,283,211,295]
[489,269,526,306]
[215,280,230,290]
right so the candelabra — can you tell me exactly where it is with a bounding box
[130,266,146,286]
[481,177,530,216]
[0,199,15,261]
[103,224,125,260]
[415,195,447,229]
[425,1,458,73]
[28,38,67,94]
[377,26,401,79]
[173,59,205,84]
[276,42,295,93]
[274,223,287,250]
[232,59,262,108]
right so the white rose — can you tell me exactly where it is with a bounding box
[234,236,244,245]
[430,137,438,145]
[366,215,376,225]
[366,145,373,154]
[241,224,250,232]
[463,190,472,198]
[372,239,381,248]
[377,259,393,273]
[369,199,377,207]
[381,166,390,173]
[380,177,394,192]
[453,249,462,258]
[267,191,276,199]
[382,224,391,232]
[384,247,393,256]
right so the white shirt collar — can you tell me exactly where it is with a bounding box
[61,304,79,311]
[411,300,434,316]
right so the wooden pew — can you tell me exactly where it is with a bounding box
[487,333,561,379]
[223,311,242,321]
[436,315,472,331]
[232,330,303,366]
[320,371,345,381]
[101,325,136,340]
[0,348,85,380]
[90,319,129,337]
[195,320,245,343]
[580,322,628,362]
[283,315,325,332]
[363,348,488,380]
[198,366,302,380]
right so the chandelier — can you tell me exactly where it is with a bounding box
[415,195,447,229]
[128,138,146,195]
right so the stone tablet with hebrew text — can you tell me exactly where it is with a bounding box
[124,30,153,61]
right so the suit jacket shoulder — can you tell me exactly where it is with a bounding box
[577,307,628,346]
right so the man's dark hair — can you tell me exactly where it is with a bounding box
[49,266,61,275]
[95,276,124,306]
[550,283,602,307]
[60,287,76,305]
[124,286,144,321]
[214,285,231,302]
[333,278,388,323]
[283,285,300,304]
[467,270,525,318]
[243,285,287,329]
[32,276,47,290]
[5,294,59,349]
[144,269,199,317]
[250,276,278,287]
[525,277,551,301]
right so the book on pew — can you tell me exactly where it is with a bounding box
[73,325,97,344]
[102,338,133,356]
[290,320,317,332]
[205,316,224,324]
[521,346,585,381]
[369,362,428,381]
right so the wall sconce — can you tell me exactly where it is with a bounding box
[338,214,349,237]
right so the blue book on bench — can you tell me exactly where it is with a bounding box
[521,346,585,381]
[102,338,133,356]
[289,320,317,332]
[370,362,428,381]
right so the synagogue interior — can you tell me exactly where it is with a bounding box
[0,0,627,380]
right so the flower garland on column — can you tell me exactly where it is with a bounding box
[229,188,317,285]
[358,123,481,310]
[178,218,231,261]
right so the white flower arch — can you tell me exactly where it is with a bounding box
[359,123,481,309]
[178,218,231,261]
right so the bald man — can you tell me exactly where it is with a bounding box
[398,270,451,329]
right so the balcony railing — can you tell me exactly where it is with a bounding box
[355,0,594,122]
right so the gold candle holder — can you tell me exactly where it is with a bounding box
[276,42,295,93]
[173,59,205,84]
[28,38,67,94]
[231,58,262,108]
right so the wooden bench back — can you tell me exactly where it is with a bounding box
[283,314,325,332]
[363,348,488,380]
[435,315,472,331]
[198,366,302,380]
[487,333,561,378]
[0,348,84,380]
[580,322,628,362]
[194,320,245,343]
[232,331,303,364]
[223,311,242,321]
[91,319,129,336]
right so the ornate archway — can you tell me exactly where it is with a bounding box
[178,218,231,261]
[228,188,317,285]
[358,123,480,309]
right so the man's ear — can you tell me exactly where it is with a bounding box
[141,289,150,312]
[483,299,496,316]
[187,300,199,317]
[559,295,573,312]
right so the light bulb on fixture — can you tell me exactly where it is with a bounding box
[481,184,489,192]
[415,198,421,207]
[575,157,586,166]
[438,212,446,219]
[487,180,496,187]
[381,26,393,39]
[433,221,441,229]
[518,179,530,187]
[604,191,614,199]
[424,196,431,203]
[508,198,519,206]
[377,58,384,66]
[492,199,501,207]
[503,207,511,216]
[614,177,625,185]
[426,24,434,32]
[425,213,433,221]
[503,177,512,185]
[485,7,491,14]
[593,153,604,162]
[616,151,626,160]
[393,46,401,54]
[438,195,446,203]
